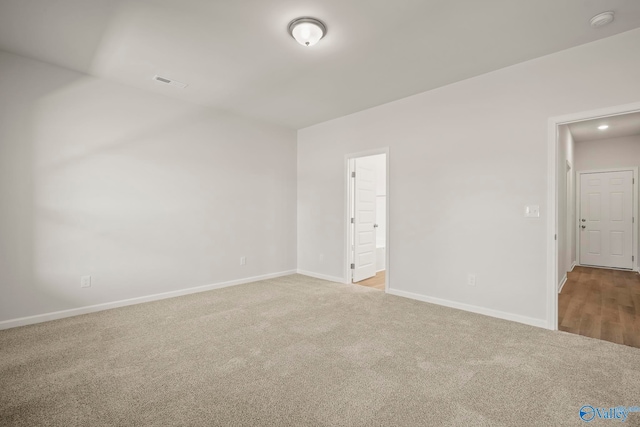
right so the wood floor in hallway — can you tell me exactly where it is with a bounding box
[354,271,385,290]
[558,266,640,348]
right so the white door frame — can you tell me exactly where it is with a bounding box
[547,101,640,330]
[344,147,390,292]
[575,168,638,271]
[565,160,573,277]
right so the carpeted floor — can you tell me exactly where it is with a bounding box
[1,274,639,426]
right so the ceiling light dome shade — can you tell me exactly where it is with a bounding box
[288,17,326,47]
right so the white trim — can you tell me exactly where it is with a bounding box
[575,167,638,271]
[547,101,640,331]
[387,288,548,329]
[0,270,296,330]
[558,274,568,294]
[558,262,577,294]
[576,167,639,174]
[296,269,347,284]
[348,157,355,282]
[573,263,635,272]
[343,148,390,293]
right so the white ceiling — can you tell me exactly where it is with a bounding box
[1,0,640,129]
[569,111,640,142]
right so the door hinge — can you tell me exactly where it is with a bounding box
[351,171,356,178]
[633,178,635,184]
[554,234,557,241]
[633,256,635,262]
[350,217,354,224]
[350,263,355,269]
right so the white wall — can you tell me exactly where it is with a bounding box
[574,134,640,264]
[574,135,640,171]
[0,51,297,323]
[297,28,640,326]
[557,125,575,289]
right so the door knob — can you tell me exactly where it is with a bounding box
[581,219,586,222]
[581,225,586,229]
[373,224,379,228]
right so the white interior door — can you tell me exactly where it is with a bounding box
[580,170,633,269]
[352,158,377,282]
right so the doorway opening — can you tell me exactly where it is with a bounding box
[550,105,640,348]
[345,150,389,292]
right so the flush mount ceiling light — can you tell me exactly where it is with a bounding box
[288,17,327,47]
[598,125,609,130]
[590,11,615,28]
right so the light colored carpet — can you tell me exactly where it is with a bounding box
[1,274,639,426]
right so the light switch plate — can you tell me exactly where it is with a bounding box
[525,205,540,218]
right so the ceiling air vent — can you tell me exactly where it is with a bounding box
[152,75,188,89]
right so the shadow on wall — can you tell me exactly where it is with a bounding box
[0,51,296,322]
[0,2,301,324]
[0,0,123,320]
[1,54,83,319]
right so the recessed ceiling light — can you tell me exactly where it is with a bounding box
[598,125,609,130]
[288,17,326,47]
[590,11,615,28]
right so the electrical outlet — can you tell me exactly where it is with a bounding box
[240,256,246,266]
[467,274,476,287]
[81,275,91,288]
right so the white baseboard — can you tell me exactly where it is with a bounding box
[558,274,568,294]
[575,263,636,272]
[296,269,347,284]
[387,288,548,329]
[569,261,577,272]
[0,270,297,331]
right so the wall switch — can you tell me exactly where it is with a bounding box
[467,274,476,287]
[81,275,91,288]
[524,205,540,218]
[240,256,246,265]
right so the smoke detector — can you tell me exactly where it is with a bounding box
[152,75,188,89]
[590,11,615,28]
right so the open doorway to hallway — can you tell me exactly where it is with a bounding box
[555,110,640,348]
[559,267,640,347]
[347,152,388,291]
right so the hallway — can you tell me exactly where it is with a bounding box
[559,266,640,348]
